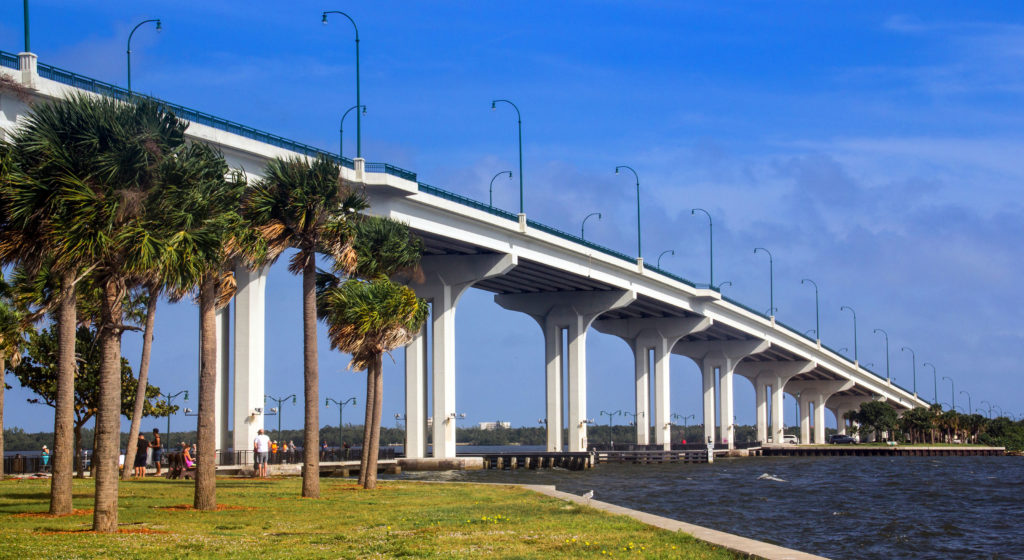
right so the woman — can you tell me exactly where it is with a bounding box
[182,442,194,469]
[41,446,50,472]
[133,433,149,477]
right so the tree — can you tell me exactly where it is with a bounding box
[10,324,175,476]
[244,155,366,498]
[850,401,899,442]
[317,217,427,489]
[157,141,256,510]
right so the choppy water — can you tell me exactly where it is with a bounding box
[393,455,1024,559]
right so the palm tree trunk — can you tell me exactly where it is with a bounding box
[364,354,384,490]
[93,278,125,532]
[358,369,375,486]
[122,286,158,480]
[0,356,5,479]
[50,270,76,514]
[301,257,320,498]
[74,423,84,478]
[194,275,218,510]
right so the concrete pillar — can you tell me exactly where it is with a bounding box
[18,52,37,89]
[403,329,428,458]
[406,254,516,459]
[215,306,230,451]
[735,361,815,445]
[233,265,269,457]
[786,379,855,444]
[498,290,636,452]
[826,396,872,440]
[675,339,770,450]
[594,317,709,449]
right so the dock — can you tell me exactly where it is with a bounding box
[760,445,1006,457]
[463,451,593,470]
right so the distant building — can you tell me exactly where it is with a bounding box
[477,421,511,431]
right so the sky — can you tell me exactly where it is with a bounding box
[3,1,1023,438]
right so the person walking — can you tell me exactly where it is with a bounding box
[133,433,149,478]
[150,428,163,476]
[253,429,271,477]
[41,445,50,473]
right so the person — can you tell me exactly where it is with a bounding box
[288,440,296,462]
[150,428,163,476]
[41,445,50,473]
[281,441,289,463]
[182,442,194,469]
[253,429,271,477]
[134,433,149,477]
[321,440,328,461]
[271,440,278,464]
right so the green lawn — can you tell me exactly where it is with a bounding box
[0,477,746,559]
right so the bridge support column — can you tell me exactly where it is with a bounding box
[403,328,428,459]
[233,265,269,457]
[594,317,710,449]
[405,254,516,459]
[827,396,871,438]
[736,361,815,444]
[498,290,636,452]
[215,306,230,452]
[675,340,770,450]
[786,379,855,444]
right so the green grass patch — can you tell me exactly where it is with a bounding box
[0,477,746,559]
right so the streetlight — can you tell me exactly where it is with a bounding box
[873,328,890,384]
[942,376,955,411]
[22,0,29,52]
[840,306,858,362]
[657,249,675,269]
[691,208,713,287]
[753,247,773,318]
[581,212,602,240]
[325,397,357,451]
[960,391,972,415]
[717,281,732,293]
[339,104,366,160]
[981,400,993,418]
[157,390,187,445]
[322,11,362,158]
[265,393,297,442]
[600,409,621,426]
[489,170,512,208]
[923,362,937,405]
[901,346,917,396]
[615,166,642,263]
[800,279,819,342]
[491,99,524,215]
[127,18,162,94]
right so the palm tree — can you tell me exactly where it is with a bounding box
[156,141,258,510]
[243,155,366,498]
[317,217,426,489]
[121,281,162,481]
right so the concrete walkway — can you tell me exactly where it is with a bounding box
[522,484,828,560]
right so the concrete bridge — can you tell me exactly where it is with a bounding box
[1,51,928,460]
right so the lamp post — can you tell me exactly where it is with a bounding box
[158,390,187,445]
[840,305,858,363]
[615,166,642,263]
[873,328,890,383]
[942,376,955,411]
[960,391,972,415]
[600,409,621,426]
[657,249,675,269]
[581,212,601,240]
[800,279,819,342]
[339,104,366,160]
[900,346,917,396]
[923,362,937,405]
[489,170,512,207]
[127,18,162,94]
[624,411,642,426]
[691,208,713,287]
[491,99,524,215]
[264,393,296,442]
[322,11,362,158]
[980,400,993,418]
[717,281,732,293]
[753,248,773,317]
[325,397,357,451]
[22,0,29,52]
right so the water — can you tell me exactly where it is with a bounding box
[393,455,1024,559]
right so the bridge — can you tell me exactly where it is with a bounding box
[1,51,928,462]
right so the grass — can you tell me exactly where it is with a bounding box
[0,477,747,559]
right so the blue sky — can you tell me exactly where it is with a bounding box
[3,2,1023,436]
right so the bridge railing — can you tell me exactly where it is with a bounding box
[0,51,18,70]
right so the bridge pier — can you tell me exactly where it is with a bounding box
[786,380,854,443]
[404,254,516,459]
[735,360,814,444]
[675,340,769,449]
[214,306,231,452]
[232,265,269,456]
[497,290,635,452]
[827,396,873,437]
[594,317,709,449]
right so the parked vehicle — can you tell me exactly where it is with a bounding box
[781,435,799,444]
[828,434,857,444]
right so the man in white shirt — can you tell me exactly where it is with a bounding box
[254,429,271,477]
